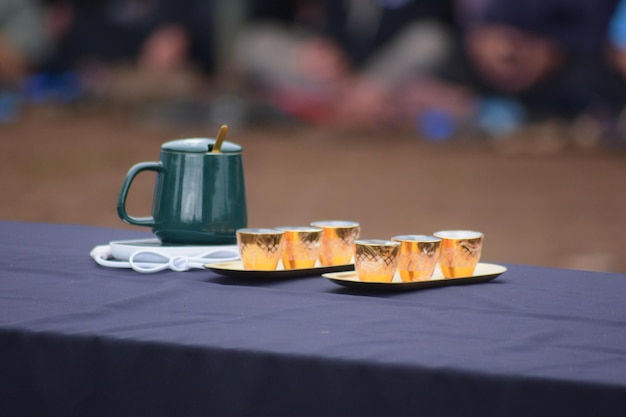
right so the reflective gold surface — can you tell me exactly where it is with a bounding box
[392,235,441,282]
[236,228,285,270]
[276,226,323,269]
[434,230,484,278]
[311,221,360,266]
[354,239,400,282]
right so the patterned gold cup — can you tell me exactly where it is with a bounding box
[236,228,285,270]
[354,239,401,283]
[276,226,323,269]
[433,230,484,278]
[391,235,441,282]
[310,220,360,266]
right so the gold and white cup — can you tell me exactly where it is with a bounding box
[276,226,323,269]
[433,230,484,278]
[236,228,285,270]
[391,235,441,282]
[310,220,360,266]
[354,239,401,283]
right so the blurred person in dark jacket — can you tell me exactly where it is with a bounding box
[42,0,215,103]
[0,0,51,85]
[0,0,53,121]
[608,0,626,108]
[433,0,625,150]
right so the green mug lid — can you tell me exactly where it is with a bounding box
[161,138,242,153]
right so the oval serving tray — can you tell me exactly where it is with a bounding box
[207,261,354,279]
[323,263,507,292]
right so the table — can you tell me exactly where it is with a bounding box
[2,220,626,417]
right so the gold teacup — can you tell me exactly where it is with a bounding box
[354,239,401,283]
[391,235,441,282]
[310,220,360,266]
[433,230,484,278]
[276,226,323,269]
[236,228,285,270]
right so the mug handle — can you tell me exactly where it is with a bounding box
[117,161,163,227]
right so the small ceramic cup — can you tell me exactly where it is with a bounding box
[310,220,360,266]
[391,235,441,282]
[354,239,401,283]
[275,226,323,269]
[236,228,285,270]
[433,230,484,278]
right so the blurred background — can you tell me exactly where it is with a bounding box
[1,0,625,272]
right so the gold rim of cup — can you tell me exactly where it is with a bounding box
[236,228,285,271]
[391,235,442,282]
[432,230,484,278]
[432,230,483,240]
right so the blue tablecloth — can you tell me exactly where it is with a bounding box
[1,221,626,417]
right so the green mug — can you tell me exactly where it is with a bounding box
[117,138,247,245]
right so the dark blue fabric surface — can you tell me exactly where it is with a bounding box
[1,221,626,416]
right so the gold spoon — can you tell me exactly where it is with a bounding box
[212,124,228,153]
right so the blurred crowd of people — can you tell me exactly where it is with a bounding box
[1,0,626,150]
[0,0,216,115]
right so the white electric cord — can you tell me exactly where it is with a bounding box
[90,245,239,273]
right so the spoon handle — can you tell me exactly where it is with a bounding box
[212,125,228,153]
